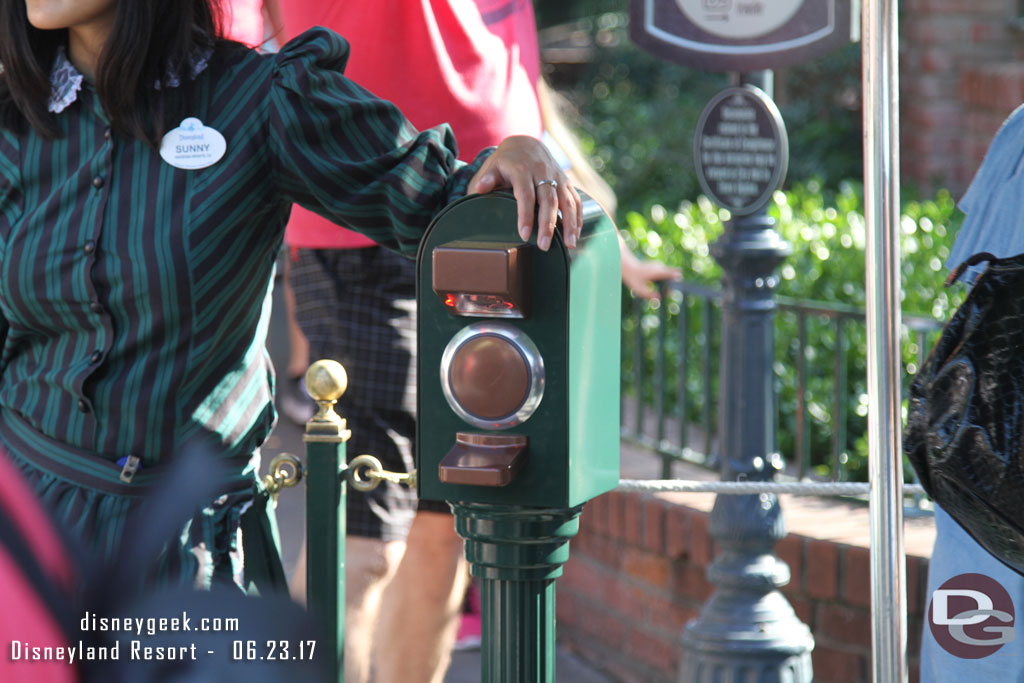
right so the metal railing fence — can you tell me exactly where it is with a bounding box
[621,279,944,486]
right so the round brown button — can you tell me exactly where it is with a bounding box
[84,240,96,254]
[104,128,111,140]
[90,351,102,364]
[89,301,103,314]
[92,175,104,189]
[448,335,529,420]
[77,399,89,413]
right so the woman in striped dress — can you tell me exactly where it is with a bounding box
[0,0,579,589]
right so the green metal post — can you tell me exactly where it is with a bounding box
[303,360,351,683]
[453,502,582,683]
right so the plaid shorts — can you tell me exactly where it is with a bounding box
[290,247,447,542]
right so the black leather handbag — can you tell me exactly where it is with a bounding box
[905,251,1024,575]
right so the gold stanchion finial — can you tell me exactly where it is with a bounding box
[305,359,348,402]
[303,359,351,441]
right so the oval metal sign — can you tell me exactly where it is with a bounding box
[673,0,803,39]
[630,0,859,71]
[694,86,788,215]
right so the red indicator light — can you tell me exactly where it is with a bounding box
[444,293,456,307]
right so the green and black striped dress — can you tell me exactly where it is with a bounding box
[0,28,487,587]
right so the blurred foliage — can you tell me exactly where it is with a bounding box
[548,12,863,215]
[533,0,624,29]
[542,8,955,481]
[621,181,965,481]
[776,42,863,187]
[550,13,727,216]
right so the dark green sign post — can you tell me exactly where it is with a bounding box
[630,1,861,680]
[416,192,621,682]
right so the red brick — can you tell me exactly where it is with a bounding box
[920,47,955,73]
[556,590,578,627]
[626,628,679,678]
[811,645,867,683]
[841,545,871,609]
[587,492,609,536]
[907,555,925,617]
[643,498,666,553]
[689,511,713,566]
[806,539,840,600]
[623,493,642,546]
[576,531,621,570]
[817,603,872,650]
[971,19,1006,44]
[905,16,970,46]
[622,547,672,590]
[908,615,925,662]
[562,557,612,600]
[664,505,690,560]
[607,491,625,539]
[776,534,804,595]
[647,595,697,635]
[787,595,814,629]
[612,584,652,627]
[574,596,626,647]
[672,562,714,605]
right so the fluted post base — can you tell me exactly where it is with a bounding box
[453,502,582,683]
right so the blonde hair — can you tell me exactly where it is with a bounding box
[536,78,618,218]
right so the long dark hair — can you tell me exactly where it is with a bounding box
[0,0,223,144]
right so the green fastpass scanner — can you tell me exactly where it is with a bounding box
[416,191,621,507]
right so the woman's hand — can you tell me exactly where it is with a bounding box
[468,136,582,251]
[620,251,682,300]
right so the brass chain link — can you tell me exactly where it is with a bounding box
[346,454,417,492]
[262,452,304,503]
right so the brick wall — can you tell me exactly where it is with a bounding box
[556,490,930,683]
[901,1,1024,194]
[958,62,1024,186]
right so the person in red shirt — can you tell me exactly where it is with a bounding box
[277,5,549,683]
[278,3,677,682]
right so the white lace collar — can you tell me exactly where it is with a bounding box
[47,46,212,114]
[47,48,83,114]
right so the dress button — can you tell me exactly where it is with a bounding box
[92,175,104,189]
[84,240,96,254]
[77,399,89,413]
[90,351,102,364]
[89,300,103,314]
[104,128,111,140]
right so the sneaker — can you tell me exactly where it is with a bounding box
[453,614,481,651]
[453,583,482,651]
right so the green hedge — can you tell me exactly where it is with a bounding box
[621,181,965,480]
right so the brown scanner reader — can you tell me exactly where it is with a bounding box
[432,241,529,317]
[439,433,528,487]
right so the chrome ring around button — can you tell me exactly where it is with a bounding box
[439,322,545,430]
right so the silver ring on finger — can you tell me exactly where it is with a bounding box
[536,179,558,189]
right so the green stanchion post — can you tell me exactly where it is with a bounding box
[303,360,351,683]
[454,503,582,683]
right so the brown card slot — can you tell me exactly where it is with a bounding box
[438,432,527,487]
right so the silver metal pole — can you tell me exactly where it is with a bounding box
[862,0,907,681]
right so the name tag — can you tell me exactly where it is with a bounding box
[159,118,226,170]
